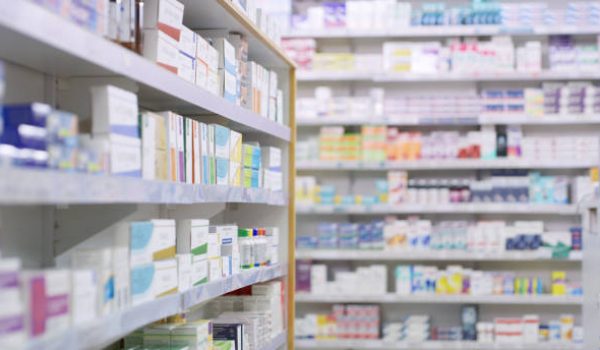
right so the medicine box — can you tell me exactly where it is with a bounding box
[191,258,208,286]
[176,114,185,183]
[70,248,114,316]
[178,25,196,57]
[131,259,178,305]
[220,69,238,103]
[0,258,25,346]
[171,320,212,349]
[199,122,213,184]
[213,124,230,160]
[176,219,209,259]
[192,120,201,184]
[261,146,281,170]
[176,254,192,292]
[130,219,176,266]
[216,157,230,185]
[90,85,139,138]
[95,134,141,177]
[143,0,184,44]
[143,29,179,74]
[208,257,223,281]
[229,130,242,163]
[184,118,193,184]
[229,161,241,186]
[159,111,180,182]
[23,270,71,338]
[70,269,98,324]
[143,323,177,347]
[213,38,236,75]
[178,51,196,84]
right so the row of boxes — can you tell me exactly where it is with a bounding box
[0,219,280,345]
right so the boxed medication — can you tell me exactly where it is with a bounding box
[71,248,114,316]
[184,118,193,184]
[208,257,223,281]
[131,258,178,305]
[178,51,196,84]
[143,0,184,44]
[22,270,70,338]
[191,258,208,286]
[177,254,192,292]
[130,219,176,265]
[153,259,178,297]
[95,133,141,177]
[141,111,168,180]
[0,258,25,346]
[178,25,196,57]
[176,219,209,260]
[191,120,201,184]
[171,320,213,349]
[213,38,238,102]
[261,146,281,170]
[91,85,139,139]
[143,323,177,347]
[70,269,98,324]
[159,111,181,182]
[143,29,180,74]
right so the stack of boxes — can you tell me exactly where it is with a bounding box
[91,85,141,177]
[196,35,220,95]
[141,111,169,181]
[213,124,231,185]
[214,38,237,103]
[129,220,178,306]
[142,0,184,75]
[176,219,210,289]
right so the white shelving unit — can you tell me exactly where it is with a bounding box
[0,1,296,349]
[295,339,582,350]
[289,1,598,348]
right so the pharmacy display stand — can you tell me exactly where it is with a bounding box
[0,1,296,349]
[287,10,600,350]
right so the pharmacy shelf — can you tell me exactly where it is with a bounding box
[295,339,583,350]
[182,0,295,68]
[295,293,583,305]
[0,167,286,205]
[297,70,600,82]
[23,265,285,350]
[285,25,600,39]
[297,115,600,127]
[262,332,288,350]
[0,2,290,142]
[296,250,582,262]
[297,159,596,171]
[296,203,579,216]
[181,263,287,309]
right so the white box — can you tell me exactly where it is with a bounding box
[213,38,236,75]
[130,263,155,305]
[176,114,185,183]
[185,118,193,184]
[207,70,220,96]
[43,270,71,335]
[112,247,130,310]
[191,259,208,286]
[178,51,196,84]
[159,111,179,182]
[141,112,157,180]
[192,120,201,184]
[91,85,139,138]
[71,249,114,316]
[143,29,179,74]
[130,219,176,266]
[261,146,281,170]
[195,60,208,89]
[70,269,98,324]
[0,259,25,346]
[96,134,141,177]
[220,69,237,102]
[153,259,178,298]
[276,90,284,124]
[208,257,223,281]
[176,219,209,259]
[178,25,196,57]
[207,228,221,259]
[143,0,184,43]
[213,124,231,159]
[177,254,192,292]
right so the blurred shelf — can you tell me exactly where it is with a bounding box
[297,115,600,127]
[295,293,583,305]
[295,339,583,350]
[0,167,286,205]
[0,1,290,142]
[285,25,600,39]
[297,159,595,171]
[295,203,579,215]
[182,0,294,68]
[296,250,582,262]
[24,265,285,350]
[262,332,288,350]
[181,264,287,309]
[297,70,600,82]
